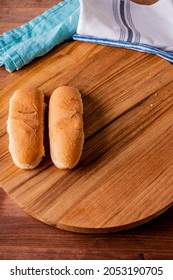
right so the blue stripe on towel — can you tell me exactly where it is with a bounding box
[119,0,133,42]
[73,34,173,64]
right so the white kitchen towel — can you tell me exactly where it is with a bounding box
[73,0,173,63]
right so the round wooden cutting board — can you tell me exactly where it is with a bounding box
[0,41,173,233]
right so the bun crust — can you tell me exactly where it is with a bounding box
[7,89,45,169]
[49,86,84,169]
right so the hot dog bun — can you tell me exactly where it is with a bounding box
[7,89,45,169]
[49,86,84,169]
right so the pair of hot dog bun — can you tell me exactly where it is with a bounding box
[7,86,84,169]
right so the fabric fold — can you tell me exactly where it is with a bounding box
[0,0,80,72]
[74,0,173,64]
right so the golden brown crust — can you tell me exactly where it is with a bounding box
[7,89,45,169]
[49,86,84,169]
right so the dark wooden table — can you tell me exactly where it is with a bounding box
[0,0,172,260]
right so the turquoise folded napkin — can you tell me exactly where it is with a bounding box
[0,0,80,72]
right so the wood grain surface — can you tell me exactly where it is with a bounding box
[1,8,173,233]
[0,0,173,259]
[1,186,172,260]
